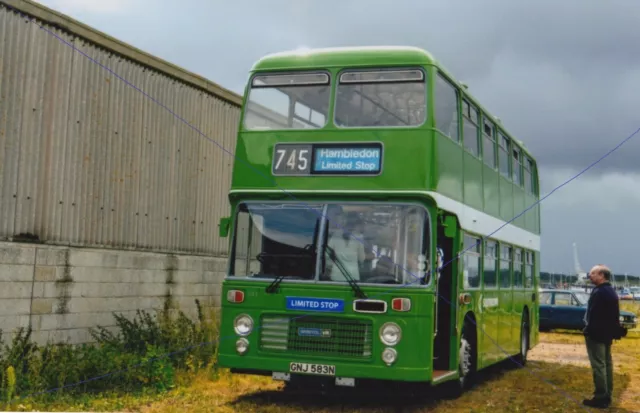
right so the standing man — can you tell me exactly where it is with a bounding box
[583,264,621,409]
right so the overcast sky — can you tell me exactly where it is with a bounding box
[35,0,640,276]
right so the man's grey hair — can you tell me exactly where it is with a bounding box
[594,264,612,280]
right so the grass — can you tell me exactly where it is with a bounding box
[136,332,640,413]
[7,333,640,412]
[620,300,640,322]
[4,302,640,412]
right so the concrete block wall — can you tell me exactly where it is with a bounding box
[0,241,226,345]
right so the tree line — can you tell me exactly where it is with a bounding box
[540,272,640,286]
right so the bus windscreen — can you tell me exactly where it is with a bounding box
[230,202,431,286]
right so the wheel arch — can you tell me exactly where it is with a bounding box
[462,310,479,367]
[522,305,531,349]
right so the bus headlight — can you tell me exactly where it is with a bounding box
[236,338,249,355]
[234,314,254,336]
[379,322,402,346]
[382,347,397,366]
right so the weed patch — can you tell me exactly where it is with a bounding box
[0,299,218,410]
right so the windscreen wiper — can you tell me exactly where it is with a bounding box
[325,245,367,299]
[266,274,285,294]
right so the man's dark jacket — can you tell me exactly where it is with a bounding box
[584,282,621,345]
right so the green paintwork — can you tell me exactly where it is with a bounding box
[250,46,437,72]
[219,46,541,386]
[443,215,457,239]
[219,281,436,381]
[483,164,500,217]
[219,217,231,238]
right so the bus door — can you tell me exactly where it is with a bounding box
[433,218,456,372]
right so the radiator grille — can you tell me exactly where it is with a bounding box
[259,315,372,359]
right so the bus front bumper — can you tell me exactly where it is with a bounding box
[218,353,432,384]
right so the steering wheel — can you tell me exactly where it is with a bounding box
[364,275,401,284]
[256,252,268,263]
[258,245,314,261]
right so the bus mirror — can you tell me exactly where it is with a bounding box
[219,217,231,238]
[443,216,457,238]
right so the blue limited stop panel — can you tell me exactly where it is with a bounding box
[286,297,345,312]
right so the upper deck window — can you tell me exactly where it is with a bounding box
[334,68,426,128]
[243,72,331,131]
[499,132,511,179]
[434,73,459,142]
[524,157,536,195]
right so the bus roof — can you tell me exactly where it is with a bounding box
[251,46,437,71]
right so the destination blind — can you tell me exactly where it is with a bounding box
[313,146,381,174]
[271,142,383,176]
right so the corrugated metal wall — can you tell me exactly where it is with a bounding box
[0,3,241,255]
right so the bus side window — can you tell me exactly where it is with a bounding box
[499,132,510,179]
[513,146,522,185]
[434,73,460,142]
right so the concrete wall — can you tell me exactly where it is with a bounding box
[0,240,227,345]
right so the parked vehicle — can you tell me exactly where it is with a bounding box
[539,289,637,332]
[618,288,634,300]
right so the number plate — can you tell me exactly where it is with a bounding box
[289,362,336,376]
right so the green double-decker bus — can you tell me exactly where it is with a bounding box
[217,46,541,395]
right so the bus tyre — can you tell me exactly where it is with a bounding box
[515,312,530,367]
[444,323,475,399]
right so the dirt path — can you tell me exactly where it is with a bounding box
[529,341,591,367]
[530,339,638,367]
[530,336,640,409]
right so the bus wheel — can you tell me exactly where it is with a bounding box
[515,312,530,367]
[458,325,474,389]
[444,323,474,399]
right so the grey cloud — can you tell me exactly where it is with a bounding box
[538,168,640,274]
[499,1,640,74]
